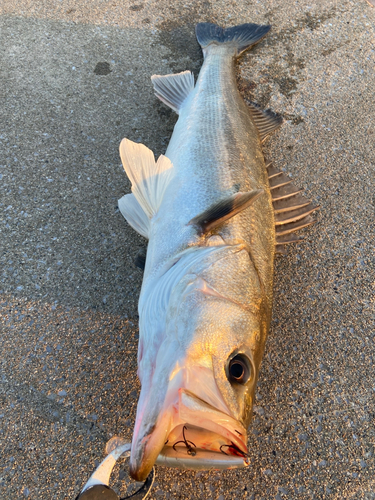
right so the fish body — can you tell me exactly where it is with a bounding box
[118,23,317,481]
[146,43,274,292]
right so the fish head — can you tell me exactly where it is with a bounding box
[130,248,269,481]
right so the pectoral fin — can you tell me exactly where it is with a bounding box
[188,190,263,235]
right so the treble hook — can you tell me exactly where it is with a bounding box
[172,425,197,456]
[219,441,249,458]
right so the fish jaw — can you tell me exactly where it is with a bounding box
[129,360,173,481]
[129,405,172,481]
[129,363,249,481]
[171,388,248,456]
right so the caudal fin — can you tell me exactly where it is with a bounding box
[195,22,271,57]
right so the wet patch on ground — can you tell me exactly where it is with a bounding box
[155,21,203,75]
[153,8,343,110]
[94,61,112,75]
[241,7,342,108]
[263,6,339,43]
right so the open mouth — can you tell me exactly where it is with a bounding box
[156,425,249,470]
[156,389,249,470]
[130,368,250,480]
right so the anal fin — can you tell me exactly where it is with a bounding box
[151,71,195,114]
[188,190,263,235]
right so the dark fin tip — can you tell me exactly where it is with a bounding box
[195,23,271,55]
[76,485,119,500]
[188,190,263,235]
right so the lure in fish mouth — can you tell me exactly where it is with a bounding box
[130,379,251,481]
[129,351,254,481]
[118,22,319,482]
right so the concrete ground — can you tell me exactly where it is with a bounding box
[0,0,374,498]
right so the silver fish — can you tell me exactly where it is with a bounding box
[118,22,318,481]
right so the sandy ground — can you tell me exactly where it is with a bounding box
[0,0,374,498]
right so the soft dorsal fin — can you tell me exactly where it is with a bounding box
[247,102,283,142]
[118,139,174,237]
[188,190,263,235]
[151,71,195,114]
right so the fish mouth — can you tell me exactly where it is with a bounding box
[130,388,248,481]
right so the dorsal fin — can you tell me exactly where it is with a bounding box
[267,162,319,253]
[151,71,195,114]
[269,172,293,190]
[247,102,283,142]
[188,190,263,235]
[276,215,316,235]
[274,204,318,225]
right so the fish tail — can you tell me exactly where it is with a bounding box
[195,22,271,57]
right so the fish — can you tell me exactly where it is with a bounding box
[118,22,318,481]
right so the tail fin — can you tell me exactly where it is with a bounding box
[195,22,271,57]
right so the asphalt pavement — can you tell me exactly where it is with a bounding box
[1,0,374,498]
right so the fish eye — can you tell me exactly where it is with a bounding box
[227,354,251,384]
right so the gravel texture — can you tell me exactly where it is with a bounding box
[1,0,374,498]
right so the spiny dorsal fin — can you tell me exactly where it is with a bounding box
[188,190,263,235]
[276,215,316,236]
[267,163,283,178]
[151,71,195,114]
[274,204,318,225]
[273,196,311,214]
[269,172,293,190]
[267,162,319,253]
[276,234,305,246]
[271,185,304,202]
[247,102,283,142]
